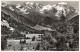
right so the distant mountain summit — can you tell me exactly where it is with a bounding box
[40,2,78,20]
[1,2,78,27]
[2,2,78,18]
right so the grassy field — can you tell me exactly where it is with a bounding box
[5,35,41,51]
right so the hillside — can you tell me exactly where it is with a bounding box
[1,2,79,51]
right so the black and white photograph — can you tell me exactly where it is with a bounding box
[1,0,79,51]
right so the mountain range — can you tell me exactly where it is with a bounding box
[1,2,78,33]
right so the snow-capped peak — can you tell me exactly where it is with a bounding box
[39,2,77,19]
[26,2,30,4]
[2,2,77,20]
[25,2,34,5]
[16,4,21,8]
[54,4,64,10]
[54,2,68,10]
[41,4,53,10]
[54,2,69,17]
[58,2,67,5]
[39,4,53,13]
[9,6,14,11]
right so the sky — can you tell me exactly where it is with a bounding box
[2,1,79,10]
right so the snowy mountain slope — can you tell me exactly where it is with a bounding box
[1,2,78,27]
[40,2,78,20]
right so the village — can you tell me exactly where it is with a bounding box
[2,23,56,51]
[2,33,42,51]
